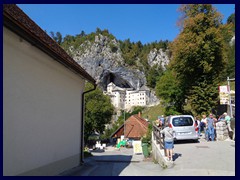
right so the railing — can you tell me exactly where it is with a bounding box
[152,123,165,150]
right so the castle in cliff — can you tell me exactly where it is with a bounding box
[104,82,150,111]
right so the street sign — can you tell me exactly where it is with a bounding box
[219,85,229,105]
[132,140,143,154]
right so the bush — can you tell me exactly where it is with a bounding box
[84,151,93,158]
[141,137,149,143]
[109,43,118,53]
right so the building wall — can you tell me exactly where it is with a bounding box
[3,27,85,176]
[125,91,147,109]
[107,83,114,93]
[107,83,149,110]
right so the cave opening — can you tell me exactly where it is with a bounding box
[102,72,132,90]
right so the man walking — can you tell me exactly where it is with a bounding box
[207,114,215,141]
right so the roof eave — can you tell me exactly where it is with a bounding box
[3,4,96,86]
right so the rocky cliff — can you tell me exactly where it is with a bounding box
[69,34,170,105]
[148,48,170,70]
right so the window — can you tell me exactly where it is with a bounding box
[172,117,193,127]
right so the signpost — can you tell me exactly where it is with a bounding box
[124,109,126,139]
[132,141,143,154]
[219,77,235,118]
[219,85,229,105]
[227,77,235,118]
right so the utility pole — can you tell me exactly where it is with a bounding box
[124,108,126,139]
[227,77,235,118]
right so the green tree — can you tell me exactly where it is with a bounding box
[227,13,235,26]
[84,83,114,142]
[50,31,62,45]
[96,27,102,34]
[220,13,235,80]
[188,81,219,115]
[79,30,86,37]
[56,32,62,44]
[155,70,183,113]
[146,65,163,88]
[169,4,227,115]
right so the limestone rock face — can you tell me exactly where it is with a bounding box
[70,34,170,105]
[71,34,146,90]
[147,48,170,70]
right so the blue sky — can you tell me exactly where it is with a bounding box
[17,4,235,44]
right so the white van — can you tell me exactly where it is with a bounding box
[168,115,199,142]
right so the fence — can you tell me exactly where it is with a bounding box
[152,123,165,151]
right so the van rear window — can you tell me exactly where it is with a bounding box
[172,117,193,126]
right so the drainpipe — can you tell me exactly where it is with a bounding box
[80,83,96,165]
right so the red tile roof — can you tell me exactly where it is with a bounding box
[3,4,96,85]
[111,115,149,139]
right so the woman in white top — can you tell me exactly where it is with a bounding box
[201,114,208,140]
[160,121,175,162]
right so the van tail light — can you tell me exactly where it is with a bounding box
[169,123,172,128]
[194,122,198,132]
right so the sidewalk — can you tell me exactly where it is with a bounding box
[61,139,235,176]
[61,146,146,176]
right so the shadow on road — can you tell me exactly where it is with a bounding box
[89,149,105,153]
[172,153,182,161]
[67,154,134,176]
[174,140,199,145]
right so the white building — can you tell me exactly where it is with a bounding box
[106,82,149,110]
[3,5,96,176]
[106,82,127,110]
[125,86,149,110]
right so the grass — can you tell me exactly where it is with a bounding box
[161,162,168,169]
[153,158,158,164]
[84,151,93,158]
[142,103,165,122]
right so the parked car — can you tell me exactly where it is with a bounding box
[168,115,199,142]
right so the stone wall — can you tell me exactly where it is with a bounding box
[151,132,173,168]
[216,122,229,141]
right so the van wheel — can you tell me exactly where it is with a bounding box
[193,139,199,143]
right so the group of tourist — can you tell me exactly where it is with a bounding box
[194,112,233,142]
[156,112,233,162]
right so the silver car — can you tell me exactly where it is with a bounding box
[168,115,199,141]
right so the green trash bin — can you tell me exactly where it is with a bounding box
[142,143,149,157]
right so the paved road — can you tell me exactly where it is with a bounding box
[162,138,235,176]
[64,137,235,176]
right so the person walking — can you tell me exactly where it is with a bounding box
[223,112,233,139]
[206,114,215,141]
[195,116,201,136]
[201,114,208,139]
[160,121,175,162]
[213,114,218,141]
[223,112,233,131]
[155,119,161,127]
[160,115,165,127]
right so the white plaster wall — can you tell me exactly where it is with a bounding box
[3,27,85,176]
[116,92,120,108]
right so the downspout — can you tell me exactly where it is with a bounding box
[80,83,96,165]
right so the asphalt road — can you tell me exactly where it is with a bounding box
[63,137,235,176]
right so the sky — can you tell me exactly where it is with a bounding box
[17,4,235,44]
